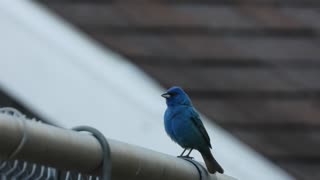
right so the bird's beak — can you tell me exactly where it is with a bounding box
[161,93,171,99]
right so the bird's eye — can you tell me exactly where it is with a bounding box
[170,92,178,96]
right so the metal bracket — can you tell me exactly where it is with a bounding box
[72,126,112,180]
[179,157,211,180]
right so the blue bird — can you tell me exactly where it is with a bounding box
[162,86,224,174]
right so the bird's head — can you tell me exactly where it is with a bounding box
[161,86,192,107]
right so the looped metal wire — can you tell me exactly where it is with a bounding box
[0,108,66,179]
[0,107,28,159]
[179,157,210,180]
[8,119,27,159]
[72,126,112,180]
[0,108,109,179]
[0,107,24,117]
[72,126,111,180]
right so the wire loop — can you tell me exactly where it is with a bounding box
[179,157,210,180]
[0,107,28,160]
[72,126,111,180]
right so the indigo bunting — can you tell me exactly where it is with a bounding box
[162,86,224,174]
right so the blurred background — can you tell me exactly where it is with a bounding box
[1,1,320,179]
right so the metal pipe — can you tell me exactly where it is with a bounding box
[0,114,235,180]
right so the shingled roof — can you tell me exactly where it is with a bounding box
[36,1,320,179]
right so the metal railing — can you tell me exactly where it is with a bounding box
[0,107,235,180]
[0,108,101,180]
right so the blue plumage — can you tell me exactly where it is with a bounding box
[162,86,224,174]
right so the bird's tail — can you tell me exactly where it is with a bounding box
[200,150,224,174]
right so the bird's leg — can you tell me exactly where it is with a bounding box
[177,148,187,157]
[185,148,193,158]
[177,148,194,159]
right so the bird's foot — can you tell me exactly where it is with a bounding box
[177,155,194,159]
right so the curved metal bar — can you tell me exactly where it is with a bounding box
[45,167,54,180]
[25,164,37,180]
[179,157,211,180]
[4,160,19,176]
[65,171,71,180]
[0,161,7,172]
[12,162,27,179]
[34,166,45,180]
[72,126,111,180]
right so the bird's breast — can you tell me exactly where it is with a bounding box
[164,107,186,142]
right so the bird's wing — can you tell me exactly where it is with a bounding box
[190,108,212,148]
